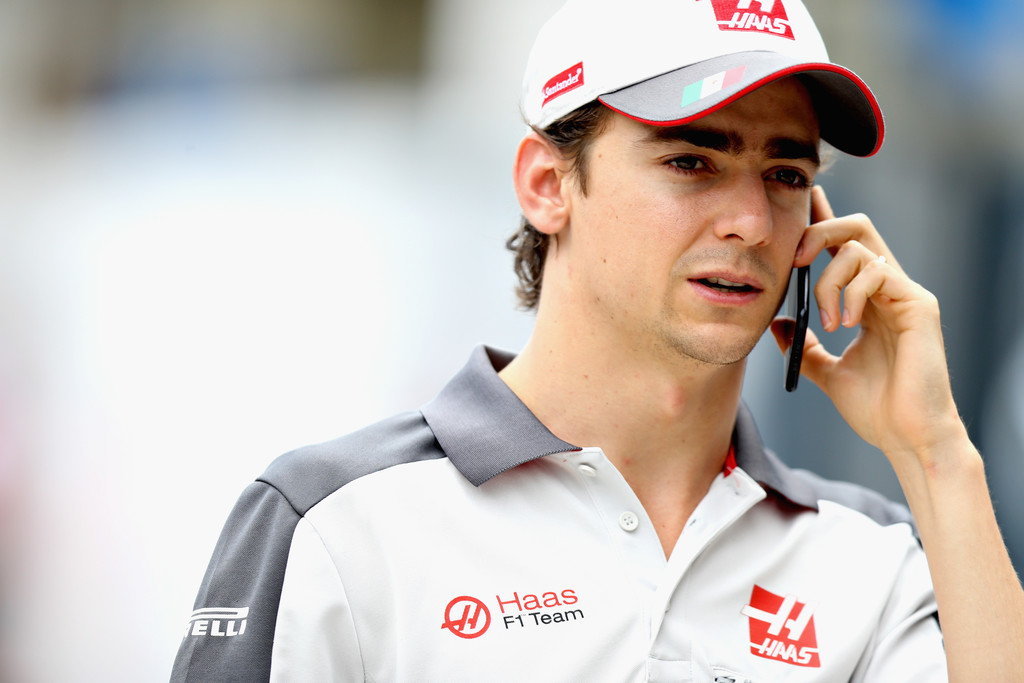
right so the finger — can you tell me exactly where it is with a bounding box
[794,186,840,265]
[799,213,896,270]
[795,187,899,270]
[809,184,834,224]
[813,240,879,331]
[838,255,917,329]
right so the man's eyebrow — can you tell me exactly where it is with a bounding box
[645,126,736,153]
[642,125,820,166]
[766,137,820,167]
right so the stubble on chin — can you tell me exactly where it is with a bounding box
[649,296,780,367]
[651,249,788,366]
[649,321,759,367]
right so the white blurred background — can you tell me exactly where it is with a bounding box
[1,0,1022,680]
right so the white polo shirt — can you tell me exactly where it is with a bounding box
[172,346,946,682]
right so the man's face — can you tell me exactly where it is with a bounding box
[558,77,820,366]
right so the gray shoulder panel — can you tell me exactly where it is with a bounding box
[172,409,445,682]
[783,462,916,530]
[172,481,301,682]
[259,409,445,515]
[732,402,916,535]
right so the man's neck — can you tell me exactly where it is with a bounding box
[499,328,745,556]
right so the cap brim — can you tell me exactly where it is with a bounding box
[598,51,884,157]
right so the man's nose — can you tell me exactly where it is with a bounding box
[711,176,773,246]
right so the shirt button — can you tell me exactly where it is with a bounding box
[578,464,598,477]
[618,511,639,532]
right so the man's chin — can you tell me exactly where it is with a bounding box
[652,330,760,367]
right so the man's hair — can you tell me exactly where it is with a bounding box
[507,101,612,310]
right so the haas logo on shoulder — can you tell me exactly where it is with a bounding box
[710,0,796,40]
[741,585,820,667]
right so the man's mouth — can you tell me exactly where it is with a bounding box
[697,277,757,293]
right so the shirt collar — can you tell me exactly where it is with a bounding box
[420,346,579,486]
[421,345,819,511]
[731,401,820,511]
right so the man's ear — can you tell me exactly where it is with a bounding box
[513,132,571,235]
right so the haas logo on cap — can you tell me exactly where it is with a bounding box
[710,0,796,40]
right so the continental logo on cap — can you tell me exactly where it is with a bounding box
[542,62,584,107]
[711,0,795,40]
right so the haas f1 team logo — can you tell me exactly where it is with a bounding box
[710,0,796,40]
[441,596,491,639]
[742,585,821,667]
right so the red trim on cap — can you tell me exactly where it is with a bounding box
[599,62,885,157]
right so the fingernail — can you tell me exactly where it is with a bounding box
[795,243,804,261]
[820,309,830,329]
[841,309,851,327]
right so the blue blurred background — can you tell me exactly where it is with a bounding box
[0,0,1021,679]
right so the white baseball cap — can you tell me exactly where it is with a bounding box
[522,0,884,157]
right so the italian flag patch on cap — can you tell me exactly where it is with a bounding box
[681,65,748,107]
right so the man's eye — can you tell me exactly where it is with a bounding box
[771,168,810,187]
[668,156,707,171]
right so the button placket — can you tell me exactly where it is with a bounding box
[562,447,666,604]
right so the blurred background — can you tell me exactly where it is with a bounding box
[0,0,1021,679]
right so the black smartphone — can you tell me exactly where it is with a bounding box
[784,265,811,392]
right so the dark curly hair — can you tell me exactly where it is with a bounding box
[506,102,612,310]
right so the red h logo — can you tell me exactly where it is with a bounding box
[441,596,491,639]
[709,0,796,40]
[741,585,821,667]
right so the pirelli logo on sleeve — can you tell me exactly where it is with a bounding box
[185,607,249,638]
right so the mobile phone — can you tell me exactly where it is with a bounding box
[784,265,810,392]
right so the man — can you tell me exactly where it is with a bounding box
[172,0,1024,680]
